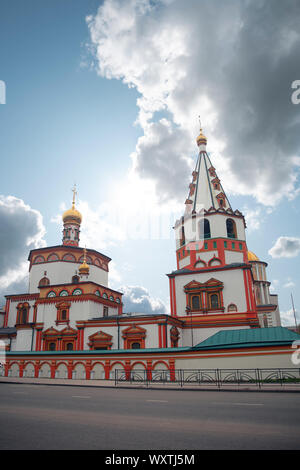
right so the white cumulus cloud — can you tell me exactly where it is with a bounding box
[268,236,300,259]
[87,0,300,207]
[0,196,46,302]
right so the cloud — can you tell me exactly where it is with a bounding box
[280,308,298,327]
[120,285,168,314]
[87,0,300,207]
[268,236,300,258]
[0,195,46,302]
[283,278,296,289]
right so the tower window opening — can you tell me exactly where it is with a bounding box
[66,343,73,351]
[21,308,28,324]
[209,293,220,309]
[191,295,201,311]
[226,218,237,239]
[49,342,56,351]
[131,342,141,349]
[180,226,185,247]
[203,219,211,239]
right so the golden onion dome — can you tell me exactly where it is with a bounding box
[196,128,207,146]
[78,248,90,275]
[62,204,82,224]
[62,185,82,224]
[78,261,89,274]
[247,250,260,262]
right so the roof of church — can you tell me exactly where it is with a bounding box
[192,326,300,350]
[185,130,232,213]
[167,263,249,277]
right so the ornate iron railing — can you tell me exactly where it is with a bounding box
[114,368,300,389]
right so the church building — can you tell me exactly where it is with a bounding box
[1,128,294,381]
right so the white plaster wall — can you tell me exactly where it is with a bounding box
[15,329,33,351]
[29,262,108,293]
[225,251,244,264]
[181,326,249,348]
[179,256,191,269]
[174,269,247,316]
[175,350,295,370]
[83,322,160,350]
[36,300,118,331]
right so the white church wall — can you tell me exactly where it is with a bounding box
[181,325,249,348]
[225,251,244,264]
[179,256,191,269]
[174,269,247,316]
[175,349,295,370]
[29,262,108,293]
[15,329,33,351]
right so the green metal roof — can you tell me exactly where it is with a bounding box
[192,327,300,350]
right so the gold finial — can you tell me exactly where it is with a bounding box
[79,246,90,275]
[72,184,77,208]
[196,116,207,146]
[62,184,82,224]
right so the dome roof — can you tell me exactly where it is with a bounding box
[62,204,82,224]
[78,248,89,275]
[248,250,260,262]
[196,128,207,146]
[78,261,89,274]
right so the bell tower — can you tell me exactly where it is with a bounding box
[62,185,82,247]
[168,125,259,334]
[174,128,248,271]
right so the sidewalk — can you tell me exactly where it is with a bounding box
[1,376,300,392]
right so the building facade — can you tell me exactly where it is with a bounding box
[1,129,291,380]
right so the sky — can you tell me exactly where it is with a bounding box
[0,0,300,325]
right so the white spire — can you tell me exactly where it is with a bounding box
[185,130,231,214]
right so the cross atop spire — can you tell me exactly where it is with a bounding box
[72,183,77,208]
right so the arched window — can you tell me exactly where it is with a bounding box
[16,303,29,325]
[210,294,220,309]
[226,218,237,239]
[180,226,185,246]
[49,342,56,351]
[66,343,73,351]
[61,310,67,320]
[39,277,50,287]
[191,295,201,310]
[21,308,28,324]
[227,303,238,312]
[72,275,80,284]
[131,342,141,349]
[204,219,211,239]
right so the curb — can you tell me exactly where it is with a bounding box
[1,378,300,393]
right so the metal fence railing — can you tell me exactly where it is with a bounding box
[114,368,300,389]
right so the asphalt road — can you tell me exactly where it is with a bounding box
[0,383,300,450]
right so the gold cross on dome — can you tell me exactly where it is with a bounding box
[72,184,77,207]
[198,115,201,130]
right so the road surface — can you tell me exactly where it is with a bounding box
[0,383,299,450]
